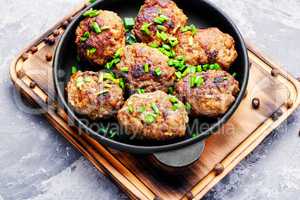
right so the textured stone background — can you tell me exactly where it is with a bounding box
[0,0,300,199]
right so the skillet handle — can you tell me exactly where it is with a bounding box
[153,141,205,168]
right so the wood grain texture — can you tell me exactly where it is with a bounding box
[9,4,300,199]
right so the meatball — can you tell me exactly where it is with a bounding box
[66,71,124,120]
[175,70,240,117]
[175,28,238,70]
[117,91,189,140]
[134,0,187,45]
[75,10,125,66]
[115,43,176,93]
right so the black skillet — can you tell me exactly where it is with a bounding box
[53,0,249,168]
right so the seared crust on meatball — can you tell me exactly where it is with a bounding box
[117,91,188,140]
[67,71,124,120]
[115,43,176,93]
[175,28,238,69]
[134,0,187,45]
[75,10,125,66]
[175,70,240,117]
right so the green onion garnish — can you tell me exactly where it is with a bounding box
[175,71,182,79]
[128,104,134,113]
[80,32,90,42]
[232,72,237,77]
[149,42,159,48]
[141,23,151,35]
[123,17,135,30]
[196,65,202,72]
[121,67,129,72]
[168,36,179,47]
[168,86,174,95]
[144,113,156,124]
[119,78,125,89]
[91,22,101,34]
[114,48,123,58]
[144,63,150,73]
[154,67,162,76]
[137,88,145,94]
[185,103,192,112]
[202,64,209,71]
[162,44,171,50]
[189,76,196,87]
[181,24,197,35]
[83,8,100,17]
[194,76,204,87]
[171,103,180,111]
[151,103,160,114]
[138,105,146,113]
[169,96,178,104]
[154,14,169,24]
[126,32,137,45]
[71,65,78,74]
[156,31,168,41]
[87,47,97,56]
[157,25,167,31]
[209,63,221,70]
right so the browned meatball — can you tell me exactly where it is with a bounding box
[66,71,124,120]
[117,91,188,140]
[134,0,187,45]
[115,43,176,93]
[75,10,125,66]
[175,28,238,70]
[175,70,240,117]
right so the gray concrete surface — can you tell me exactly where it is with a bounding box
[0,0,300,199]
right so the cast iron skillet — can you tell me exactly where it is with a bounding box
[54,0,249,167]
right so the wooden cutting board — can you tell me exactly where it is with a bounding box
[9,1,300,199]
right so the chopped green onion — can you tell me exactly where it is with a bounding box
[196,65,202,72]
[154,67,162,76]
[141,22,151,35]
[185,103,192,111]
[169,36,179,47]
[189,76,196,87]
[175,71,182,79]
[91,22,101,34]
[169,96,178,104]
[105,57,120,69]
[154,14,169,24]
[156,31,168,41]
[168,86,174,94]
[80,31,90,42]
[103,73,115,81]
[232,72,237,77]
[128,104,134,113]
[189,66,196,73]
[137,88,145,94]
[71,65,78,74]
[126,32,137,45]
[162,44,171,50]
[123,17,135,30]
[157,25,167,31]
[138,105,146,113]
[144,113,156,124]
[209,63,221,70]
[121,67,129,72]
[151,103,160,114]
[149,42,159,48]
[181,24,197,35]
[171,103,180,111]
[114,48,123,58]
[83,8,100,17]
[202,64,209,71]
[194,76,204,87]
[144,63,150,73]
[119,78,125,89]
[87,47,97,56]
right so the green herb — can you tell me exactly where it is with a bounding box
[123,17,135,30]
[196,65,202,72]
[87,47,97,56]
[185,103,192,111]
[144,63,150,73]
[138,105,146,113]
[80,31,90,42]
[114,48,123,58]
[232,72,237,77]
[175,71,182,79]
[121,67,129,72]
[144,113,156,124]
[151,103,160,114]
[128,104,134,113]
[126,32,137,45]
[149,42,159,48]
[162,44,171,50]
[168,86,174,94]
[168,58,185,70]
[154,14,169,24]
[71,65,78,74]
[202,64,209,71]
[137,88,145,94]
[154,67,162,76]
[159,47,175,58]
[209,63,221,70]
[103,73,115,82]
[189,66,196,73]
[169,96,178,104]
[105,57,120,69]
[194,76,204,87]
[91,22,101,34]
[119,78,125,89]
[156,31,168,41]
[83,8,100,17]
[141,22,151,35]
[181,24,197,35]
[189,76,196,87]
[157,25,167,31]
[171,103,180,111]
[168,36,178,47]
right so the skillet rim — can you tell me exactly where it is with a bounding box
[53,0,249,154]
